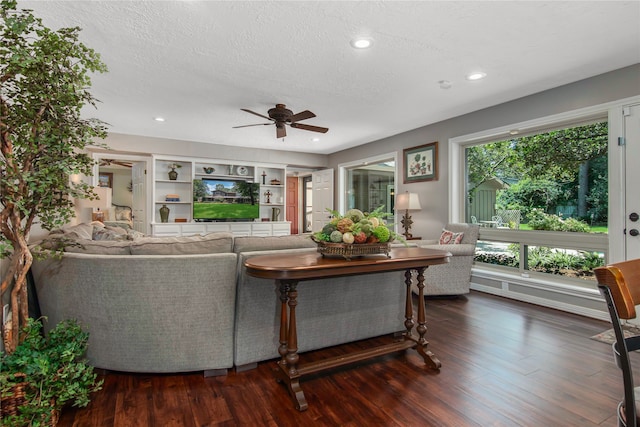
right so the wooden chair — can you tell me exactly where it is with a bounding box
[595,259,640,427]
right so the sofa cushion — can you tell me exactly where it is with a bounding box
[130,232,233,255]
[232,235,316,253]
[63,238,132,255]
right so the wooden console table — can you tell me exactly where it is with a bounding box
[244,247,451,411]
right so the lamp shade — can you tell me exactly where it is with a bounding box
[395,192,421,211]
[78,187,112,210]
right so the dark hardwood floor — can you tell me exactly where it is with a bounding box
[58,291,632,426]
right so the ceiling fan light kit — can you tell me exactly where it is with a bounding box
[234,103,329,139]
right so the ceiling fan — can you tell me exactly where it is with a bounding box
[233,104,329,139]
[99,159,132,168]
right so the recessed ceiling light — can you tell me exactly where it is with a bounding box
[154,117,165,122]
[351,37,373,49]
[438,80,452,89]
[466,72,486,81]
[311,137,320,142]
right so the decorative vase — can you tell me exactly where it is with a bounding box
[271,207,281,222]
[168,168,178,180]
[160,204,170,223]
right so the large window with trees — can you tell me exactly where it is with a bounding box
[465,121,608,282]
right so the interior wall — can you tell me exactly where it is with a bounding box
[327,64,640,240]
[101,133,328,170]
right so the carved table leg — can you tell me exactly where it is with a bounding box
[275,280,308,411]
[404,269,415,335]
[413,267,441,370]
[277,280,289,365]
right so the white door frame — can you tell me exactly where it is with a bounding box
[311,168,334,231]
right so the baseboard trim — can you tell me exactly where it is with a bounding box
[470,268,609,322]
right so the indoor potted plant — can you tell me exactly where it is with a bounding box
[1,0,108,353]
[1,2,107,420]
[0,318,103,426]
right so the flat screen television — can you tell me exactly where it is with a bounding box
[193,178,259,221]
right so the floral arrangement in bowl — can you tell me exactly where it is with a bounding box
[312,206,404,245]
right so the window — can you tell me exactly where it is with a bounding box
[459,120,609,284]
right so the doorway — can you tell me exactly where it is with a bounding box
[338,153,397,222]
[94,153,151,234]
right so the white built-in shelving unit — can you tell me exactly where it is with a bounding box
[151,155,289,237]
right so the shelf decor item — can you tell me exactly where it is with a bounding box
[168,163,182,180]
[261,170,267,184]
[311,207,404,260]
[160,204,170,222]
[203,167,215,174]
[271,207,281,221]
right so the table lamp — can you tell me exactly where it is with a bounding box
[395,191,421,240]
[78,186,112,222]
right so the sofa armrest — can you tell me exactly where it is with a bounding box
[417,239,438,245]
[415,243,476,256]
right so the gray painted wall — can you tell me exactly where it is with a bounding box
[328,64,640,240]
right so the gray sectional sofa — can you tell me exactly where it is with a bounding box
[31,224,407,375]
[31,222,473,375]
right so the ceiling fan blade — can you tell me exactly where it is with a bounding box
[232,123,272,128]
[290,123,329,133]
[288,110,316,123]
[276,125,286,139]
[241,108,273,121]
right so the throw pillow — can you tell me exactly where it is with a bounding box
[92,227,127,241]
[126,229,145,240]
[439,229,464,245]
[115,206,132,222]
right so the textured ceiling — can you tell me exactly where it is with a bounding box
[18,1,640,154]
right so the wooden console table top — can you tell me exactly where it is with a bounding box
[244,247,451,411]
[244,246,451,280]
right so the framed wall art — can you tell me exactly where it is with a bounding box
[98,172,113,188]
[403,141,438,183]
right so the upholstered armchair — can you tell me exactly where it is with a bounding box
[413,223,480,296]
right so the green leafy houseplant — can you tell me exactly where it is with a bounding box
[1,0,107,352]
[0,318,103,426]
